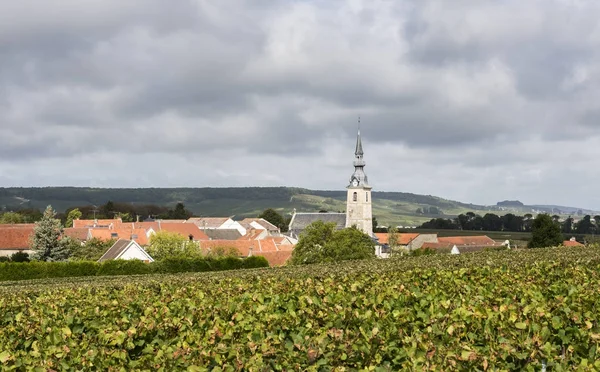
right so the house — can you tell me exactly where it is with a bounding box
[203,229,243,240]
[240,218,281,236]
[287,212,346,239]
[0,224,35,257]
[374,233,438,250]
[90,227,150,245]
[62,227,91,242]
[98,239,154,262]
[238,228,269,241]
[186,217,247,236]
[198,238,293,266]
[563,237,584,247]
[422,235,503,253]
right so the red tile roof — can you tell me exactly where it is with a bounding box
[63,227,90,241]
[375,233,420,245]
[256,251,292,266]
[73,219,122,228]
[0,224,35,250]
[90,228,149,245]
[159,223,209,241]
[563,240,584,247]
[437,236,497,246]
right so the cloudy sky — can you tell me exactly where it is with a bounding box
[2,0,600,209]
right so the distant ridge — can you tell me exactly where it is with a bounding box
[0,187,597,226]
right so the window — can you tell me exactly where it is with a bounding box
[353,192,357,201]
[366,193,369,202]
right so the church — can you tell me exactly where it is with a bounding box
[288,127,375,239]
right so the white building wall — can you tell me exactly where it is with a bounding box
[118,245,154,262]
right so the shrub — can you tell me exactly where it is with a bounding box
[10,251,30,262]
[0,256,269,282]
[96,259,153,276]
[0,256,9,263]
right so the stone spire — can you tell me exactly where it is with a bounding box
[355,118,364,156]
[349,118,368,187]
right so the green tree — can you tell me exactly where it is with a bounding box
[563,216,574,233]
[31,206,71,261]
[290,221,375,265]
[70,238,116,261]
[65,208,82,228]
[0,212,24,224]
[575,215,594,234]
[528,214,563,248]
[168,203,192,220]
[258,208,287,231]
[146,231,200,260]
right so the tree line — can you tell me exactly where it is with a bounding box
[419,212,600,234]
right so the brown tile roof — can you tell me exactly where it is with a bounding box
[204,229,243,240]
[237,229,267,241]
[421,242,453,249]
[437,236,498,246]
[240,218,280,231]
[186,217,230,228]
[63,227,90,241]
[0,224,35,250]
[375,233,420,245]
[563,240,584,247]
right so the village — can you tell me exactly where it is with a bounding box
[0,129,583,266]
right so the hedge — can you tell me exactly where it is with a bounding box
[0,255,269,282]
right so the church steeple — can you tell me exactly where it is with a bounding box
[355,118,364,156]
[349,118,368,187]
[345,117,373,236]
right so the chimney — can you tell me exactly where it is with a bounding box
[189,234,193,241]
[136,215,140,223]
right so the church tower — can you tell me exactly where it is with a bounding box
[346,122,373,236]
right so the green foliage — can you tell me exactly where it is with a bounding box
[0,212,24,224]
[9,251,29,263]
[291,221,375,265]
[0,255,268,282]
[65,208,82,228]
[205,245,240,258]
[2,247,600,369]
[290,221,336,265]
[69,238,116,261]
[529,213,563,248]
[31,206,71,262]
[96,259,153,276]
[146,231,201,260]
[258,208,287,232]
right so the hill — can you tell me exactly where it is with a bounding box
[0,187,596,226]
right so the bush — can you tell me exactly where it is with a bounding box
[10,251,30,262]
[0,256,269,282]
[243,255,269,269]
[0,256,9,262]
[96,260,153,276]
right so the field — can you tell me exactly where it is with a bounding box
[2,247,600,370]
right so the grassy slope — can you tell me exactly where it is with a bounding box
[0,187,591,227]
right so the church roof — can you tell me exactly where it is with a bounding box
[355,129,364,156]
[288,213,346,231]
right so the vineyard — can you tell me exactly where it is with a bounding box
[2,247,600,370]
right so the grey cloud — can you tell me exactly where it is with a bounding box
[3,0,600,208]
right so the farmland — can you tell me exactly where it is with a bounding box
[2,247,600,370]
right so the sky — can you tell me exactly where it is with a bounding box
[1,0,600,209]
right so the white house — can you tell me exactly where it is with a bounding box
[186,217,247,236]
[98,239,154,262]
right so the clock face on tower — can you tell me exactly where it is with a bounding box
[352,178,359,187]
